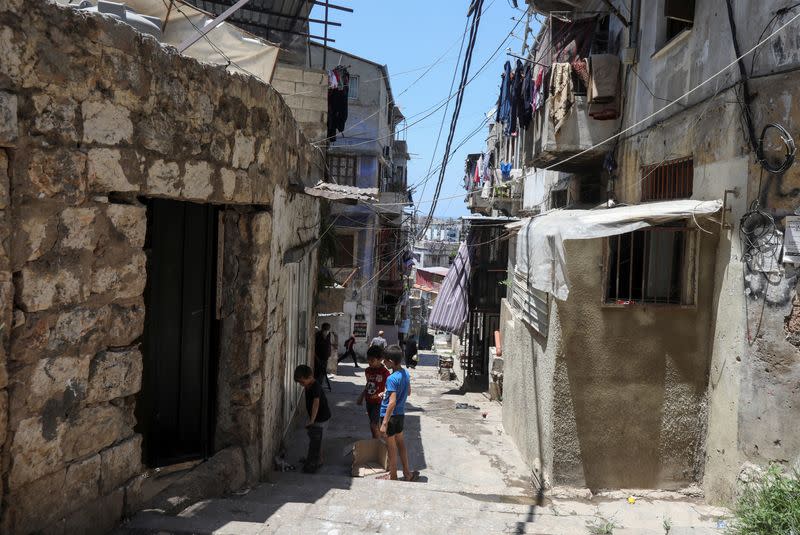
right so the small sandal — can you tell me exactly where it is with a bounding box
[377,474,393,480]
[405,471,420,482]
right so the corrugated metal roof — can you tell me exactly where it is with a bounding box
[184,0,313,42]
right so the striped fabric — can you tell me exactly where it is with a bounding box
[428,242,471,335]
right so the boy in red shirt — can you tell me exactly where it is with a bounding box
[357,345,391,438]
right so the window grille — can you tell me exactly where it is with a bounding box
[328,154,357,186]
[641,156,693,201]
[348,75,359,100]
[605,224,696,306]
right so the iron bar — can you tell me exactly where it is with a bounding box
[310,0,353,13]
[178,0,251,52]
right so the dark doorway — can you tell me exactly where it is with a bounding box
[138,199,220,467]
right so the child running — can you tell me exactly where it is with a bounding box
[294,364,331,473]
[379,345,419,481]
[357,345,391,438]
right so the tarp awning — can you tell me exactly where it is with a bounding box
[303,181,379,204]
[121,0,280,83]
[428,242,471,335]
[514,199,723,301]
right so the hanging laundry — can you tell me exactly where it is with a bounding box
[498,60,512,129]
[520,64,533,130]
[552,17,597,63]
[549,63,574,134]
[572,58,590,87]
[507,60,524,136]
[481,179,491,199]
[532,67,545,112]
[326,66,350,141]
[480,151,491,182]
[587,54,620,104]
[500,162,513,181]
[476,154,484,182]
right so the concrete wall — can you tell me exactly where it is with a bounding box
[503,232,718,490]
[616,0,800,503]
[0,2,323,532]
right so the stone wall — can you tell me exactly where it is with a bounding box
[0,1,323,533]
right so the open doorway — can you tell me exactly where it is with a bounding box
[137,199,220,467]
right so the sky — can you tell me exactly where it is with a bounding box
[308,1,538,218]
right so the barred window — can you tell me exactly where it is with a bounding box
[604,223,697,306]
[328,155,357,186]
[641,156,693,201]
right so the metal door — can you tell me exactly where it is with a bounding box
[139,199,219,467]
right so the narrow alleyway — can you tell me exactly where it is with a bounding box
[119,354,728,534]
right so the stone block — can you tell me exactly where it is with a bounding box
[105,203,146,248]
[232,131,256,169]
[278,66,306,83]
[90,250,146,300]
[0,91,17,146]
[16,261,88,312]
[9,416,65,487]
[31,93,79,143]
[302,95,328,113]
[82,100,133,145]
[87,348,142,403]
[87,148,138,193]
[64,487,124,535]
[106,299,145,346]
[65,453,101,509]
[5,467,67,534]
[10,355,90,427]
[0,149,9,210]
[146,159,180,196]
[221,168,237,200]
[61,206,98,250]
[251,212,272,246]
[99,434,142,493]
[271,79,296,95]
[62,404,131,462]
[14,206,59,266]
[136,111,175,155]
[303,70,325,85]
[0,389,7,447]
[210,136,231,163]
[24,148,87,201]
[183,160,214,200]
[48,305,109,355]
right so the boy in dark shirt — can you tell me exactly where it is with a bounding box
[357,345,391,438]
[294,364,331,473]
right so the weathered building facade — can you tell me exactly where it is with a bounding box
[0,1,325,532]
[308,44,411,353]
[484,0,800,504]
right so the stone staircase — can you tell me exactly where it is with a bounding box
[116,470,726,535]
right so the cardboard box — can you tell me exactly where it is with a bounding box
[351,439,389,477]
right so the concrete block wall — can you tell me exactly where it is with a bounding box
[0,1,323,533]
[273,64,328,144]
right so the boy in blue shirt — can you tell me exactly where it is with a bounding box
[379,345,419,481]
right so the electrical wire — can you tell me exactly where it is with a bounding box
[418,0,486,239]
[377,6,800,211]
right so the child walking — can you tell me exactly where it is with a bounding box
[379,345,419,481]
[357,345,391,438]
[294,364,331,473]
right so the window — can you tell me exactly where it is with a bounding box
[328,154,357,185]
[333,233,355,267]
[641,156,693,201]
[605,223,696,306]
[663,0,695,45]
[579,177,603,205]
[348,76,359,100]
[551,189,568,209]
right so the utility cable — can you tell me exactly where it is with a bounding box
[418,0,486,239]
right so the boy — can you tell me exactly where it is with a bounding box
[293,364,331,473]
[379,345,419,481]
[357,345,390,438]
[338,332,360,368]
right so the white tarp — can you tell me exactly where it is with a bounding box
[511,199,723,301]
[64,0,279,83]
